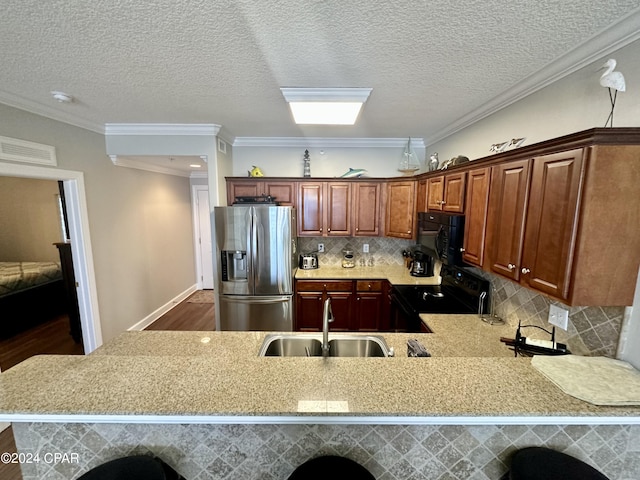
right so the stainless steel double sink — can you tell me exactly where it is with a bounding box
[258,334,393,357]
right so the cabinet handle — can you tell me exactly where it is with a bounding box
[521,268,531,274]
[507,263,516,271]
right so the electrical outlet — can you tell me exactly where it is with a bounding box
[317,243,325,253]
[363,244,369,253]
[548,304,569,330]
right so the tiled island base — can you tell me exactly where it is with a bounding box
[13,422,640,480]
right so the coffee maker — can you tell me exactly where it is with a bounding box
[409,248,434,277]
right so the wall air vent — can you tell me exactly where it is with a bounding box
[0,135,57,166]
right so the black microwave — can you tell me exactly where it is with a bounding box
[417,212,465,266]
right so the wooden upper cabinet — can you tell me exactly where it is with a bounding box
[426,176,444,210]
[520,149,584,300]
[385,180,416,239]
[263,182,296,206]
[326,182,351,236]
[297,181,351,236]
[297,182,324,236]
[485,150,584,301]
[226,179,296,206]
[485,159,531,281]
[427,172,466,213]
[462,167,491,267]
[226,180,261,205]
[416,178,428,214]
[353,182,382,236]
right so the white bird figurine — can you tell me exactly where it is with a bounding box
[600,59,626,127]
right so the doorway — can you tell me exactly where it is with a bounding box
[0,162,102,354]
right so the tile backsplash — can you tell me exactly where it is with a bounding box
[469,268,625,358]
[297,236,626,357]
[298,236,413,267]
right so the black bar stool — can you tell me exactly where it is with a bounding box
[509,447,609,480]
[288,455,375,480]
[77,455,184,480]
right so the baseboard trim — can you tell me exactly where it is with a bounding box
[128,285,198,331]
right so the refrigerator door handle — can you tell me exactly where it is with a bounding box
[250,207,258,291]
[245,207,253,292]
[221,295,291,304]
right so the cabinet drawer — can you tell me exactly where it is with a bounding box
[356,280,383,292]
[296,280,353,292]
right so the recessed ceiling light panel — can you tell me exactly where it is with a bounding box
[281,87,372,125]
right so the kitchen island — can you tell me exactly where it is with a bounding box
[1,321,639,479]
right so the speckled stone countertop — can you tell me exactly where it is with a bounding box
[1,316,639,423]
[295,264,440,285]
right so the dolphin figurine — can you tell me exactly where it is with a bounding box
[339,168,367,178]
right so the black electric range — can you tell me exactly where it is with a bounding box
[390,265,490,332]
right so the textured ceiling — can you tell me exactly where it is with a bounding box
[1,1,639,143]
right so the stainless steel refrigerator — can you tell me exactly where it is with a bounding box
[213,205,296,331]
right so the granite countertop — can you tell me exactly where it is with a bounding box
[295,264,441,285]
[1,316,639,424]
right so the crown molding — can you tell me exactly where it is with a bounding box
[427,7,640,145]
[232,137,425,148]
[109,155,191,177]
[0,91,105,134]
[104,123,221,136]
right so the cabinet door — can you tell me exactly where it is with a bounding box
[295,292,323,331]
[385,181,416,239]
[486,159,531,281]
[354,293,383,331]
[443,172,466,213]
[462,167,491,267]
[226,180,262,205]
[297,182,324,236]
[354,280,384,331]
[427,176,444,210]
[521,149,584,299]
[353,182,381,236]
[326,292,352,331]
[416,178,428,213]
[326,182,351,236]
[264,182,296,206]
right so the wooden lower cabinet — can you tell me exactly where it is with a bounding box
[295,279,391,331]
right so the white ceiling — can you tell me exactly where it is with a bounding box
[1,1,639,145]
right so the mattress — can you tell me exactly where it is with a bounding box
[0,261,63,298]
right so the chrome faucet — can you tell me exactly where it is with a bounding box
[322,298,334,357]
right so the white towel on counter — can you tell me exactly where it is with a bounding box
[531,355,640,406]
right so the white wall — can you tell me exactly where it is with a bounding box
[0,104,197,343]
[426,39,640,159]
[232,144,426,178]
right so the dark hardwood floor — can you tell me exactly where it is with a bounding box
[0,291,214,480]
[0,314,84,371]
[144,295,215,331]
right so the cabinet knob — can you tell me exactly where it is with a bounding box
[407,230,411,234]
[328,228,331,232]
[460,248,466,252]
[507,263,516,271]
[368,284,372,290]
[521,268,531,274]
[320,228,323,232]
[355,227,359,232]
[441,201,446,205]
